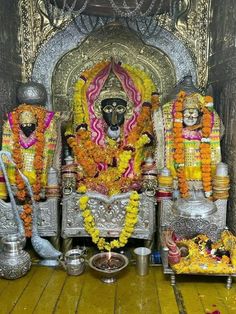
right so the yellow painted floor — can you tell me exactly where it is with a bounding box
[0,265,236,314]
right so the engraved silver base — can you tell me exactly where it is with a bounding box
[159,199,227,241]
[62,191,156,240]
[0,197,59,237]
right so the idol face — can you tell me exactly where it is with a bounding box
[183,108,200,127]
[19,111,37,137]
[101,98,127,139]
[20,123,36,137]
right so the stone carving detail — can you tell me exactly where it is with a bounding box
[0,198,59,237]
[159,199,227,241]
[62,192,156,240]
[208,1,236,236]
[216,80,236,235]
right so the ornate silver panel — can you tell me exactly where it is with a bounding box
[31,19,197,109]
[0,197,59,237]
[20,1,210,97]
[61,192,156,240]
[159,199,227,241]
[51,24,176,111]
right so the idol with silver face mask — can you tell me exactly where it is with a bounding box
[183,95,202,128]
[101,98,127,140]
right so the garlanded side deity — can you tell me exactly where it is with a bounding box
[65,60,159,251]
[155,88,222,200]
[0,82,60,237]
[155,77,229,248]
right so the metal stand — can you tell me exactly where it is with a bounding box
[226,276,232,289]
[101,276,116,284]
[170,274,176,286]
[161,247,235,289]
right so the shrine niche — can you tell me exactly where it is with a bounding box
[153,77,231,285]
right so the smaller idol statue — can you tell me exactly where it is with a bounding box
[154,76,229,240]
[0,82,61,238]
[155,78,223,202]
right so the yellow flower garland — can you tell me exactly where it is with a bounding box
[122,64,156,102]
[73,61,110,126]
[78,190,140,251]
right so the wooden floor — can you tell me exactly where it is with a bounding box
[0,265,236,314]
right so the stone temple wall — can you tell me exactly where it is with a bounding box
[0,0,22,145]
[208,0,236,233]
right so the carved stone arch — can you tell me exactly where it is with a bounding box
[31,17,197,110]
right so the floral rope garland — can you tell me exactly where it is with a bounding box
[78,190,140,251]
[200,96,214,198]
[173,92,213,198]
[68,131,151,195]
[11,104,47,237]
[69,61,158,249]
[173,91,189,198]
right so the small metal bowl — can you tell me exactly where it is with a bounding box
[89,252,129,284]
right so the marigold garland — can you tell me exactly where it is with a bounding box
[68,62,158,187]
[173,92,213,198]
[173,91,189,198]
[72,61,158,129]
[11,104,47,237]
[68,131,151,195]
[20,204,33,238]
[78,190,140,251]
